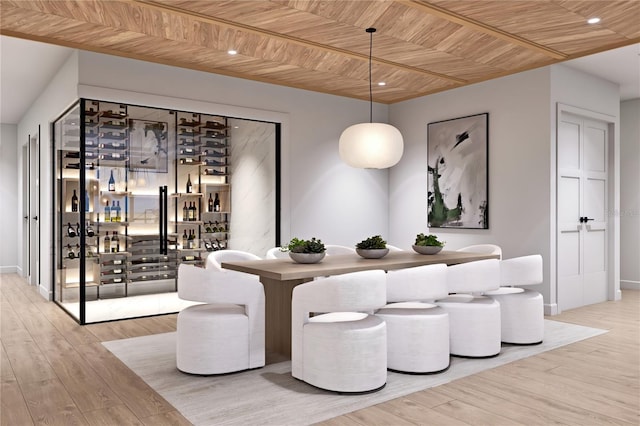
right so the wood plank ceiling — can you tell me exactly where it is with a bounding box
[1,0,638,104]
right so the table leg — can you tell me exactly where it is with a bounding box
[260,276,311,363]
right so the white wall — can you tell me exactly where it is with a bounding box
[0,123,19,273]
[620,99,640,290]
[17,52,79,298]
[389,68,552,293]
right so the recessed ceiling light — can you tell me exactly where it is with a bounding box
[378,82,386,86]
[228,49,237,55]
[587,17,601,24]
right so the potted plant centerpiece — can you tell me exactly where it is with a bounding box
[412,233,445,255]
[355,235,390,259]
[283,237,326,264]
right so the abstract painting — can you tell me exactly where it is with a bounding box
[129,119,168,173]
[427,113,488,229]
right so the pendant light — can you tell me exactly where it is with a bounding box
[339,28,404,169]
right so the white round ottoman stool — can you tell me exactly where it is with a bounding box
[302,312,387,393]
[177,303,249,375]
[436,295,501,358]
[376,302,449,373]
[484,288,544,344]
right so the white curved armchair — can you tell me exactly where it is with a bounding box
[177,250,265,374]
[376,263,450,373]
[324,245,356,256]
[457,244,503,260]
[485,254,544,344]
[265,247,289,259]
[292,270,387,393]
[436,259,502,358]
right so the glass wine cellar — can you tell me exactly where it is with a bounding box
[53,98,278,324]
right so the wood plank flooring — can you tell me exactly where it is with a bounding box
[1,273,638,425]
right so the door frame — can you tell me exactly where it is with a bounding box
[26,127,41,287]
[551,103,620,314]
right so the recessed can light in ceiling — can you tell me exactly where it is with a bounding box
[228,49,238,55]
[587,17,601,24]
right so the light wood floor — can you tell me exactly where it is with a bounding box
[1,273,638,425]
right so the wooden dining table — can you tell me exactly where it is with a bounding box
[221,250,500,362]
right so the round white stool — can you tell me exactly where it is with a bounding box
[302,312,386,393]
[484,288,544,344]
[376,302,449,373]
[436,295,501,358]
[177,303,249,375]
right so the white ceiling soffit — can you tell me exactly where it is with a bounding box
[562,43,640,101]
[0,36,73,124]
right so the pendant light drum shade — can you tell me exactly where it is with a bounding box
[338,27,404,169]
[339,123,404,169]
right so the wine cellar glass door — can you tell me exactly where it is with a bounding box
[53,98,244,323]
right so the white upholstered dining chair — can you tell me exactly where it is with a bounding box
[376,263,450,373]
[291,270,387,393]
[436,259,502,358]
[324,244,357,256]
[457,244,503,259]
[484,254,544,344]
[265,246,289,259]
[176,250,265,374]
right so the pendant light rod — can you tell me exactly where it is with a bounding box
[366,27,376,123]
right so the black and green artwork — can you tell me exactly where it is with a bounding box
[427,113,488,229]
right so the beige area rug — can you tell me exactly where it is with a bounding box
[103,320,606,426]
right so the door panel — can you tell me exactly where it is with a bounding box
[584,126,606,172]
[558,121,580,169]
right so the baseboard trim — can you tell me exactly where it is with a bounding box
[544,303,559,316]
[39,284,53,301]
[621,280,640,291]
[0,266,18,274]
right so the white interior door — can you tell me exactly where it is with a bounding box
[29,132,40,286]
[557,112,608,310]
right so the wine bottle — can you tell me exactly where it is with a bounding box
[108,169,116,191]
[103,231,111,253]
[186,174,192,194]
[182,202,188,222]
[208,193,214,212]
[86,221,95,237]
[104,200,110,222]
[67,222,76,238]
[112,232,120,253]
[110,201,117,222]
[71,189,79,212]
[115,201,121,222]
[67,244,75,259]
[213,193,220,212]
[182,229,188,248]
[85,190,89,212]
[190,202,197,221]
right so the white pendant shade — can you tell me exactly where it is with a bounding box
[339,122,404,169]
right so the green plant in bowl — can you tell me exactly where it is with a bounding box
[284,237,326,253]
[282,237,326,263]
[412,233,445,255]
[355,235,389,259]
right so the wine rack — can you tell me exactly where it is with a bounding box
[175,112,232,266]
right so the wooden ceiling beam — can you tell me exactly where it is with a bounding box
[130,0,467,84]
[401,0,568,60]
